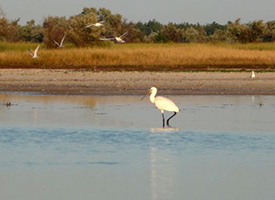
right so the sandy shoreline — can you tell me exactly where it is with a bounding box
[0,69,275,95]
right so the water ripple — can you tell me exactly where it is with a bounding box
[1,126,275,168]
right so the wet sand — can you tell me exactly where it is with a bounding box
[0,69,275,95]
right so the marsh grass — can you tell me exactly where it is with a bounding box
[0,42,45,52]
[1,42,275,71]
[219,42,275,51]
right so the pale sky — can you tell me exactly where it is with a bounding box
[1,0,275,25]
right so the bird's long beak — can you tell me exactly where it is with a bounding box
[141,93,147,100]
[141,90,150,100]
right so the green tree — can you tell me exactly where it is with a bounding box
[68,8,100,47]
[183,27,200,43]
[0,6,20,42]
[144,32,158,43]
[196,25,209,42]
[154,32,169,43]
[227,18,251,43]
[135,19,163,37]
[97,7,123,38]
[249,20,266,42]
[135,21,147,36]
[0,18,8,41]
[146,19,163,35]
[17,20,44,42]
[210,29,227,42]
[204,21,227,36]
[0,6,8,41]
[263,21,275,42]
[7,18,20,42]
[122,20,143,42]
[161,23,183,43]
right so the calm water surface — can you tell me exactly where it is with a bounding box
[0,93,275,200]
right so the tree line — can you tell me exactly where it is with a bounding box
[1,6,275,47]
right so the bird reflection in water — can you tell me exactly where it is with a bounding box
[150,127,180,133]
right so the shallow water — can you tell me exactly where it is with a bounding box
[0,93,275,200]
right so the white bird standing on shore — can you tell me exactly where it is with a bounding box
[53,34,66,48]
[250,71,256,78]
[142,87,179,127]
[85,21,104,28]
[28,45,40,58]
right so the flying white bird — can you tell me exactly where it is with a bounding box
[85,21,104,28]
[100,31,129,44]
[28,45,40,58]
[250,71,256,78]
[142,87,180,127]
[53,34,66,48]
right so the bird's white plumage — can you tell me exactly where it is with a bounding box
[154,96,179,113]
[100,31,129,44]
[251,71,256,78]
[53,34,66,48]
[60,34,66,46]
[119,31,129,39]
[142,87,179,127]
[33,45,39,56]
[53,39,60,46]
[85,21,104,28]
[149,87,179,113]
[28,49,34,56]
[28,45,40,58]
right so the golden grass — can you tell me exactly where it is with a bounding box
[1,43,275,71]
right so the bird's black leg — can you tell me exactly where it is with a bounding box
[167,112,177,126]
[162,113,165,127]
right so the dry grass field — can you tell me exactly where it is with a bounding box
[1,43,275,71]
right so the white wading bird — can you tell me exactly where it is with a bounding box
[142,87,180,127]
[100,31,129,44]
[85,21,104,28]
[250,71,256,78]
[28,45,40,58]
[53,34,66,48]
